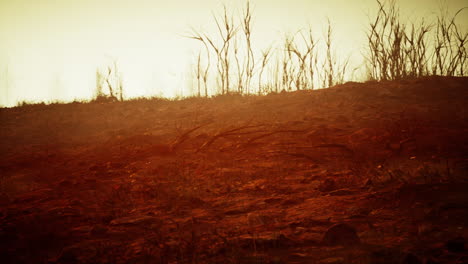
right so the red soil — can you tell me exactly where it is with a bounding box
[1,76,467,263]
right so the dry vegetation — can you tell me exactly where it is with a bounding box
[186,1,352,97]
[183,0,467,99]
[365,0,467,81]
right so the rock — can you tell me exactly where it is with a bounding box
[318,178,337,192]
[446,236,465,252]
[321,223,360,246]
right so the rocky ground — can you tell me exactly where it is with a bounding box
[1,76,467,264]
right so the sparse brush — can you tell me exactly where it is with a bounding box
[282,35,296,91]
[234,38,245,93]
[324,19,335,87]
[187,1,355,96]
[242,1,255,94]
[213,6,237,94]
[366,0,467,81]
[258,45,272,94]
[185,0,465,99]
[432,7,468,76]
[186,30,211,97]
[94,60,124,102]
[304,27,319,89]
[188,6,237,95]
[194,51,202,97]
[365,0,404,81]
[322,19,350,87]
[404,21,432,78]
[287,29,316,90]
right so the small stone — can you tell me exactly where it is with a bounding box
[321,223,360,246]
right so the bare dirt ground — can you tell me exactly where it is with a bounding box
[1,76,467,264]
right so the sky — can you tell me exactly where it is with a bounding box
[0,0,467,107]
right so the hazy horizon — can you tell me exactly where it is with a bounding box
[1,0,467,107]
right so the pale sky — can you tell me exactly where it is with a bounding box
[0,0,467,107]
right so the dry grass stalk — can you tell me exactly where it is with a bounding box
[258,46,273,94]
[242,1,255,94]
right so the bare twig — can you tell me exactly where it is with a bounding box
[197,125,265,152]
[171,124,208,151]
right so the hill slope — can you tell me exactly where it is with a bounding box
[1,76,468,263]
